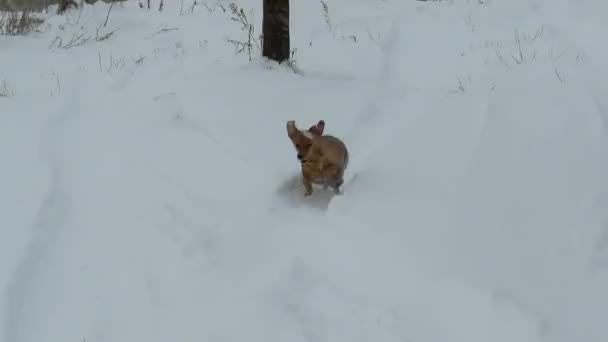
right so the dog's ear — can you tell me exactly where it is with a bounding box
[287,120,298,137]
[309,120,325,136]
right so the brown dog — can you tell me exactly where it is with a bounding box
[286,120,349,196]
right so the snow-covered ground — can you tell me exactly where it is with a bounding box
[1,0,607,341]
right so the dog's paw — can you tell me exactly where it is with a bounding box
[304,189,313,196]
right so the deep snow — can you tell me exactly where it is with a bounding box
[1,0,607,341]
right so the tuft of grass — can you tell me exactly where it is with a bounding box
[320,0,335,37]
[486,27,545,69]
[57,0,78,15]
[319,1,360,44]
[180,0,199,15]
[134,54,146,66]
[98,53,127,74]
[0,9,44,35]
[1,79,14,98]
[287,48,298,69]
[226,2,260,62]
[554,68,565,83]
[456,76,466,92]
[138,0,164,11]
[464,14,475,32]
[49,24,90,49]
[202,0,226,13]
[96,51,152,74]
[49,22,119,50]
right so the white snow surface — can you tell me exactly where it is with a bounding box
[1,0,608,341]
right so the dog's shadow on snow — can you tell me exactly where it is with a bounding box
[276,173,336,211]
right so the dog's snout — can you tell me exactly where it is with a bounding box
[297,153,303,160]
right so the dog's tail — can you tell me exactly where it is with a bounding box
[324,135,349,170]
[343,144,349,170]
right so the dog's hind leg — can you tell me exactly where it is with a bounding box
[332,177,344,195]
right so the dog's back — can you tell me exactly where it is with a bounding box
[313,135,349,171]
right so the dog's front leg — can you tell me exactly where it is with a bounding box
[302,176,313,196]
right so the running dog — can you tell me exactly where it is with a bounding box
[286,120,349,196]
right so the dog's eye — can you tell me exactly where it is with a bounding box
[295,144,300,148]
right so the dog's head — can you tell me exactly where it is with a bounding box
[286,120,325,161]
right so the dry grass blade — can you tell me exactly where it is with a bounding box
[157,27,179,34]
[96,28,119,42]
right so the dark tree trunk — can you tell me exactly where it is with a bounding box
[262,0,290,63]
